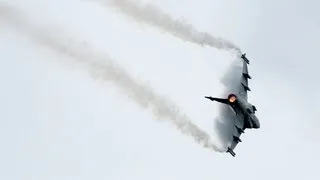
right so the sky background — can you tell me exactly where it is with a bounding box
[0,0,319,179]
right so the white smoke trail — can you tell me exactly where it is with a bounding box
[96,0,241,53]
[0,5,224,152]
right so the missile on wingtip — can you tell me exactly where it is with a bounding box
[227,147,236,157]
[241,53,250,64]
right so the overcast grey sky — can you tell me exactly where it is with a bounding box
[0,0,319,180]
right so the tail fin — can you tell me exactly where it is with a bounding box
[205,96,229,105]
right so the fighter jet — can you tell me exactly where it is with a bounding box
[205,53,260,157]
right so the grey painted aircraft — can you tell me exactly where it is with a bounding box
[205,53,260,157]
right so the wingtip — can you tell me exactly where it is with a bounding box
[227,147,236,157]
[241,53,250,64]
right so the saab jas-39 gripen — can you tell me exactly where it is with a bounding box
[205,53,260,157]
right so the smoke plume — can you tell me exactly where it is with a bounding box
[97,0,241,53]
[0,5,223,152]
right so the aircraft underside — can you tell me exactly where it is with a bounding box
[205,53,260,157]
